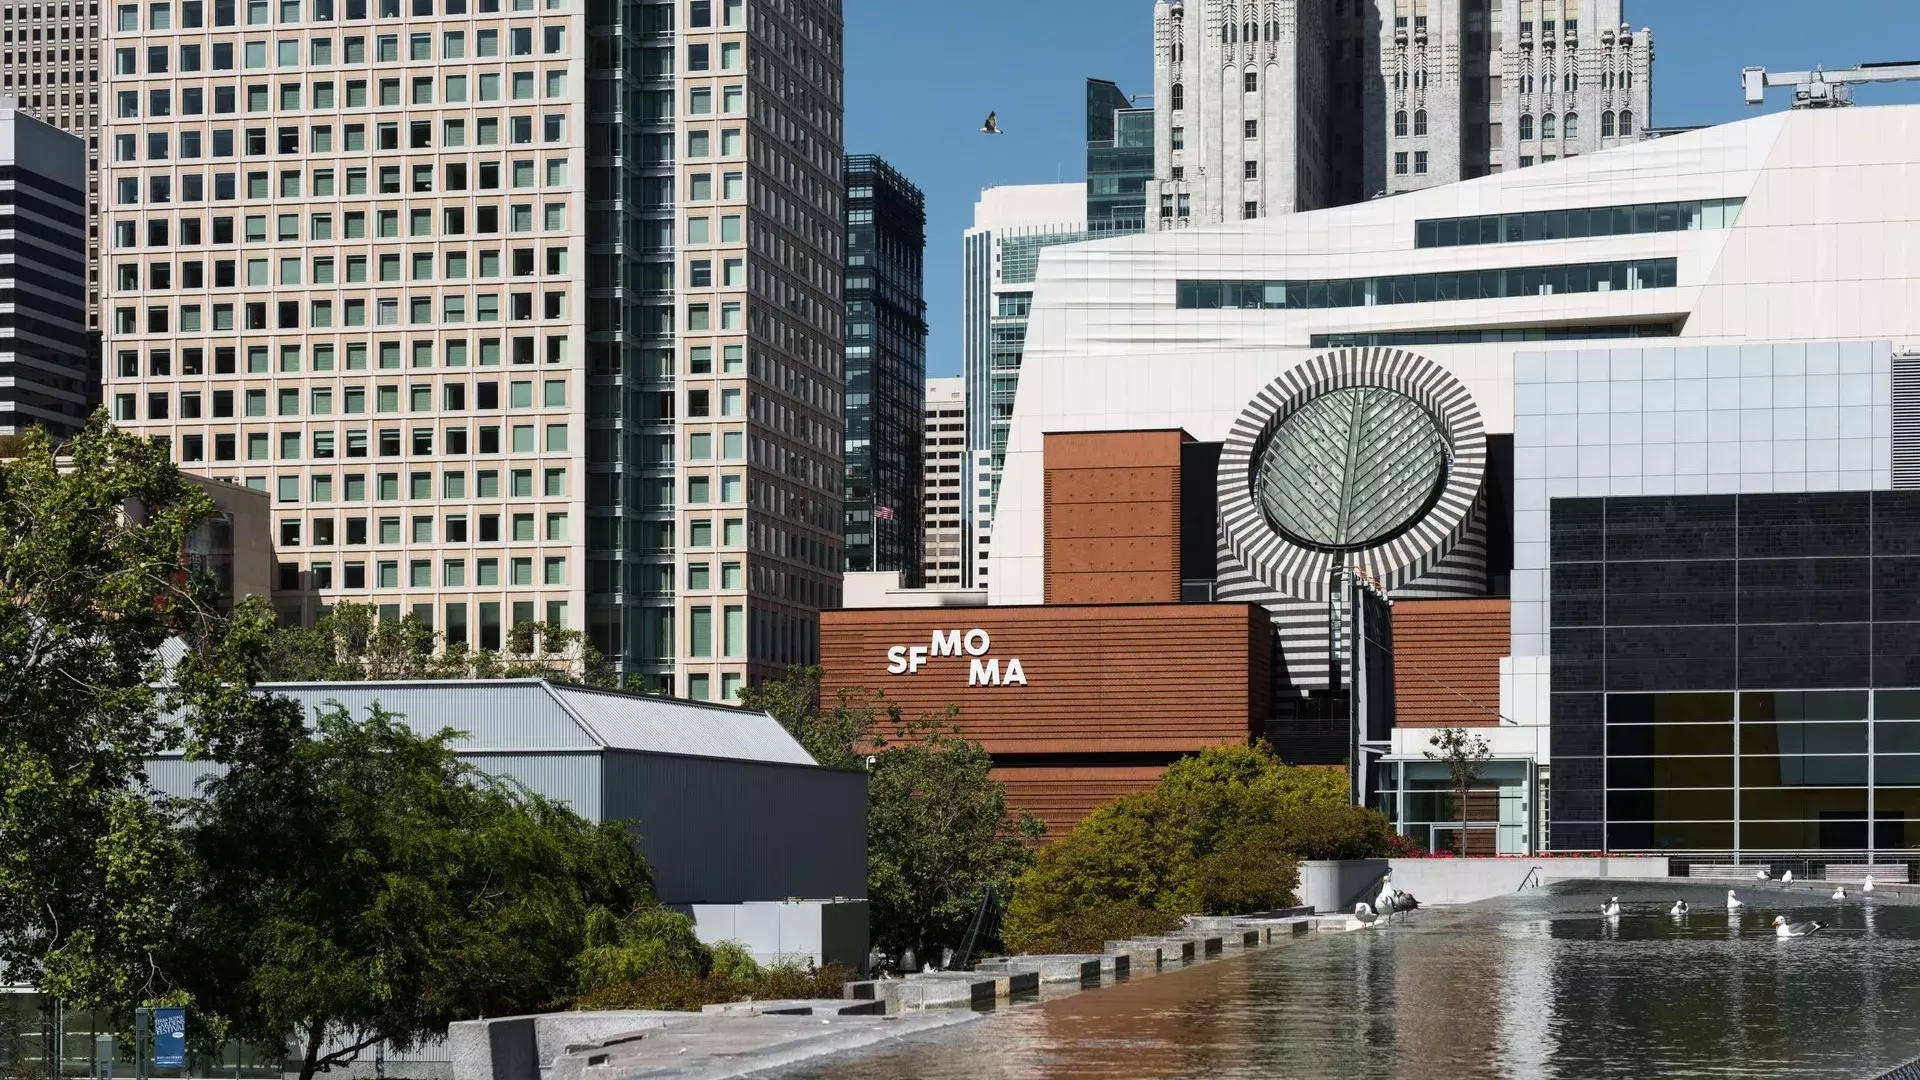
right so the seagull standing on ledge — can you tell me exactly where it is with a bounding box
[1782,870,1795,886]
[1727,890,1746,911]
[980,111,1004,135]
[1755,868,1772,881]
[1774,915,1826,938]
[1671,900,1691,916]
[1865,875,1877,894]
[1833,886,1848,901]
[1353,902,1379,925]
[1602,897,1622,919]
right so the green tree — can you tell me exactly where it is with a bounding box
[1003,743,1387,952]
[0,415,296,1008]
[866,715,1044,958]
[172,704,653,1080]
[268,601,614,686]
[737,664,887,769]
[1425,726,1494,854]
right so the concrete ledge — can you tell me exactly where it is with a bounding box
[700,998,886,1017]
[975,954,1104,983]
[1105,942,1165,969]
[539,1013,981,1080]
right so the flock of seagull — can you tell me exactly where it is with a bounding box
[1349,868,1876,938]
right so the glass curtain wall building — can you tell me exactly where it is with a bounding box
[1085,77,1149,239]
[1550,492,1920,855]
[99,0,846,699]
[841,153,925,585]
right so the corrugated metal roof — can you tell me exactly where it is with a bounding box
[250,679,816,765]
[547,684,816,765]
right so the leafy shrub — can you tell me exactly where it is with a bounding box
[1266,804,1397,861]
[1003,904,1181,955]
[574,962,855,1012]
[573,906,710,992]
[1004,743,1390,947]
[1180,832,1302,915]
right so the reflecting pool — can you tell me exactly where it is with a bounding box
[772,880,1920,1079]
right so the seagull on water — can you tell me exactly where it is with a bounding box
[1670,900,1691,916]
[980,111,1005,135]
[1782,870,1795,886]
[1865,875,1877,894]
[1755,868,1772,881]
[1602,897,1622,919]
[1727,889,1746,911]
[1774,915,1826,938]
[1833,886,1848,901]
[1353,902,1379,926]
[1376,872,1418,923]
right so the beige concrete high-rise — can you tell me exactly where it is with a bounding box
[101,0,845,700]
[920,375,961,587]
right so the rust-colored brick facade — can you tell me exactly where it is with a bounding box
[1043,430,1188,604]
[1391,598,1510,728]
[818,603,1272,835]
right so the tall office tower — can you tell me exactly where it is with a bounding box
[919,375,962,586]
[101,0,845,701]
[1085,77,1150,238]
[841,154,925,586]
[960,181,1082,589]
[2,0,101,328]
[1490,0,1650,173]
[1149,0,1334,229]
[1151,0,1653,222]
[0,106,88,437]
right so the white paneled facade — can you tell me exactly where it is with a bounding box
[995,107,1920,616]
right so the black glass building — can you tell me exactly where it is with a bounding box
[1550,491,1920,856]
[1087,79,1153,239]
[843,156,928,585]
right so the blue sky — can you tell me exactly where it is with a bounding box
[842,0,1920,379]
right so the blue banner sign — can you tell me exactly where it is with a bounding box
[152,1008,187,1069]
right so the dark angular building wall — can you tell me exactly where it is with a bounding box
[1550,491,1920,853]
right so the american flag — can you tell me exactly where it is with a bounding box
[874,505,896,521]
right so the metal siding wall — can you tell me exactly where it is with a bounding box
[459,753,603,818]
[601,753,867,906]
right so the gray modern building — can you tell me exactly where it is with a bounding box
[0,2,100,329]
[1149,0,1653,228]
[842,155,926,586]
[148,678,868,905]
[0,106,89,439]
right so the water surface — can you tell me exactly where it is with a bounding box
[774,880,1920,1079]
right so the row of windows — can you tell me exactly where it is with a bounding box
[113,0,568,34]
[115,336,561,372]
[112,24,564,71]
[113,372,569,412]
[279,554,570,590]
[110,114,571,162]
[1517,110,1634,141]
[117,246,570,290]
[111,409,574,457]
[112,288,570,333]
[1309,323,1679,348]
[1175,258,1679,311]
[1415,199,1745,249]
[114,73,575,115]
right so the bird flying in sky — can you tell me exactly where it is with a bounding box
[982,111,1004,135]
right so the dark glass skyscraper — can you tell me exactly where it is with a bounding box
[843,156,929,585]
[1087,78,1154,238]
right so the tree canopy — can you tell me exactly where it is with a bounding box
[0,416,298,1007]
[267,601,614,686]
[1002,743,1387,952]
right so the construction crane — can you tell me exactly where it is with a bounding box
[1744,61,1920,109]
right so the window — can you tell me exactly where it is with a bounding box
[1542,113,1557,140]
[1414,109,1428,136]
[1243,160,1258,180]
[1171,126,1184,151]
[1602,110,1616,138]
[1244,119,1257,139]
[1620,110,1633,136]
[1169,82,1183,111]
[1414,151,1428,174]
[1394,151,1408,175]
[1243,201,1258,220]
[1243,70,1257,92]
[1519,114,1534,141]
[1394,110,1407,137]
[1175,259,1681,310]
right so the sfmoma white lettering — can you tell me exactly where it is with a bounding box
[888,628,1026,686]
